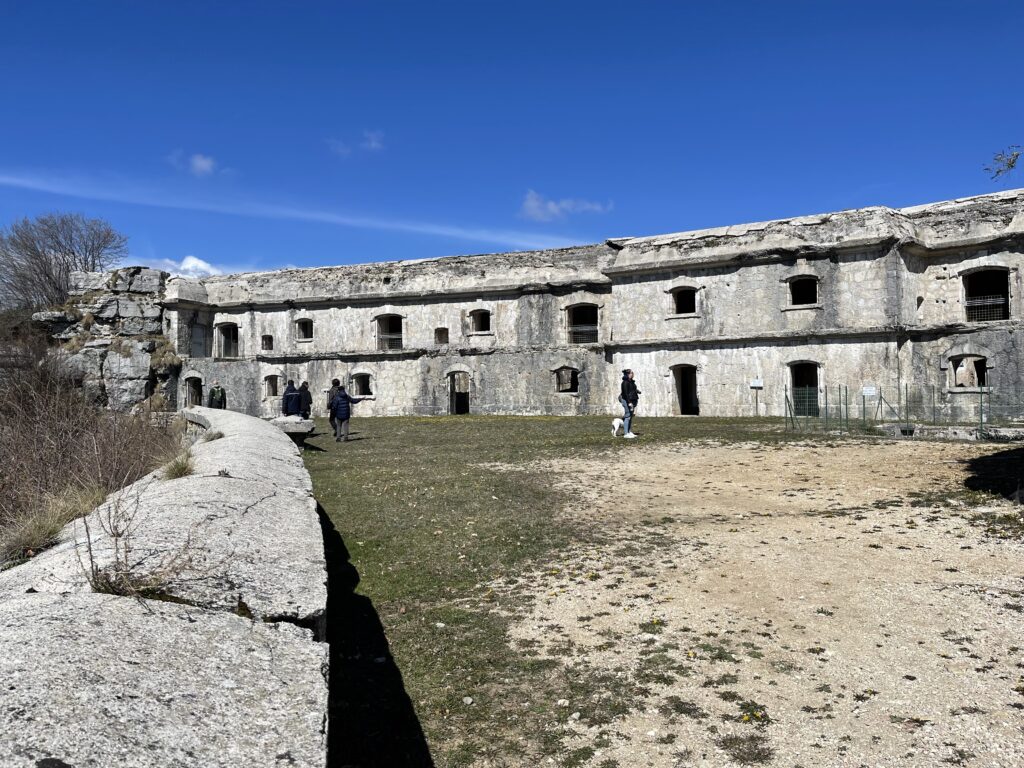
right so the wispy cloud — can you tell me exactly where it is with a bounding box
[188,153,216,177]
[167,149,221,178]
[360,130,385,151]
[147,254,224,278]
[327,130,385,158]
[0,169,583,251]
[520,189,613,222]
[326,138,351,158]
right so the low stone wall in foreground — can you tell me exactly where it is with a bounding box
[0,407,329,767]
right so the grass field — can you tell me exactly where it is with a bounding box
[303,416,1023,768]
[305,416,792,766]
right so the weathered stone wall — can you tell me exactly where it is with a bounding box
[0,407,328,767]
[52,190,1024,420]
[33,266,180,411]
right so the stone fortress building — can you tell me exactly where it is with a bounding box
[59,189,1024,421]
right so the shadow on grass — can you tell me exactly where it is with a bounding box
[964,446,1024,499]
[318,504,434,768]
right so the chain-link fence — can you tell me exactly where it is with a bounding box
[784,384,1024,435]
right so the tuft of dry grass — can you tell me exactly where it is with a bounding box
[201,430,225,442]
[162,451,195,480]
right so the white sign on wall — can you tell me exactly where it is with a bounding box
[862,386,878,397]
[749,379,764,389]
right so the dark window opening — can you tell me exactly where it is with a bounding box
[377,315,403,350]
[264,376,279,398]
[261,335,274,351]
[673,366,699,415]
[449,371,470,415]
[951,356,988,388]
[790,362,819,417]
[185,377,203,406]
[296,319,314,340]
[190,324,208,358]
[352,373,373,396]
[567,305,599,344]
[555,367,579,393]
[964,270,1009,322]
[470,310,491,333]
[434,327,449,345]
[789,278,818,306]
[673,288,697,315]
[218,324,239,358]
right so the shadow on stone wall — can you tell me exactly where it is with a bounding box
[318,505,435,768]
[964,446,1024,500]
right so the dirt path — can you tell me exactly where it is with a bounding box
[492,440,1024,767]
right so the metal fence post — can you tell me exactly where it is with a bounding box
[979,386,984,436]
[824,386,829,432]
[905,383,910,430]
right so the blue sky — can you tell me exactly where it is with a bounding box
[0,1,1021,276]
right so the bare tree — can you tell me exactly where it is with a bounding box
[0,213,128,310]
[986,145,1021,180]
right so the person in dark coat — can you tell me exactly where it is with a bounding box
[326,378,343,434]
[329,384,364,442]
[298,381,313,419]
[207,380,227,409]
[282,380,301,416]
[618,369,640,439]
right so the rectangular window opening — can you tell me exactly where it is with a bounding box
[964,270,1010,322]
[674,289,697,315]
[789,279,818,306]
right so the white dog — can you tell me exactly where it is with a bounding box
[611,417,624,437]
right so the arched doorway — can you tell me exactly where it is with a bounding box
[184,376,203,407]
[671,365,699,415]
[790,362,819,417]
[448,371,470,415]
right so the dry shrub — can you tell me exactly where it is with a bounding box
[162,450,194,480]
[0,336,179,566]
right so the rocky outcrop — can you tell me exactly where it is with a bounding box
[0,407,329,767]
[32,266,179,412]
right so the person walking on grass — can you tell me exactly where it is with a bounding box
[282,379,301,416]
[329,384,364,442]
[326,378,343,433]
[207,380,227,409]
[615,368,640,439]
[298,381,313,419]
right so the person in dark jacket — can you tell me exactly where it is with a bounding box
[282,380,301,416]
[329,385,364,442]
[207,380,227,410]
[298,381,313,419]
[326,378,343,434]
[617,369,640,439]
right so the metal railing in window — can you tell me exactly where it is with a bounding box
[965,295,1009,322]
[568,325,599,344]
[377,333,404,351]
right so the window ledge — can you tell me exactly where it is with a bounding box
[665,313,700,320]
[556,391,580,397]
[782,304,823,312]
[947,387,993,394]
[467,331,494,337]
[295,338,313,343]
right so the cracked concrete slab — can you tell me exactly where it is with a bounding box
[0,592,327,768]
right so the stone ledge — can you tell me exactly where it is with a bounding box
[0,408,329,766]
[0,593,327,768]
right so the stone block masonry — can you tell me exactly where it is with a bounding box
[45,189,1024,420]
[0,407,328,767]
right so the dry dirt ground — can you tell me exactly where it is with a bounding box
[486,440,1024,768]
